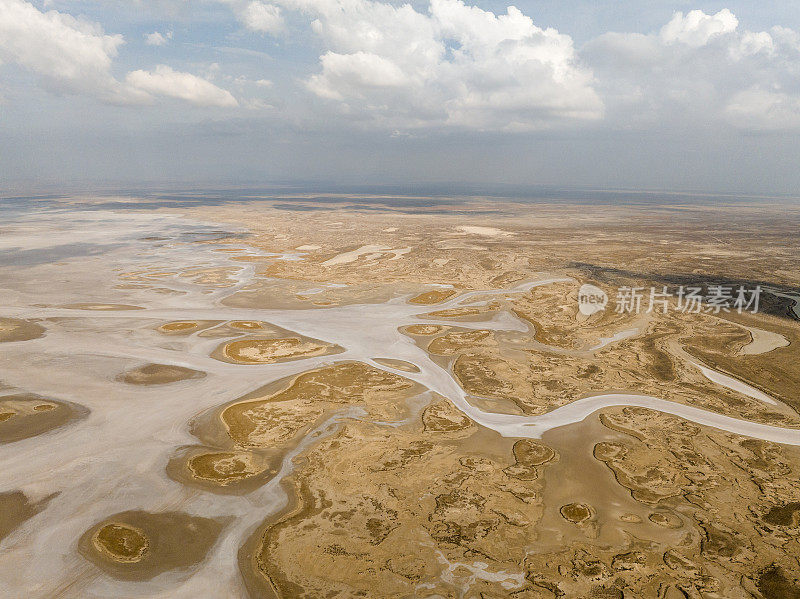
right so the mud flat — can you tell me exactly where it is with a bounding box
[450,391,800,445]
[237,418,529,598]
[209,361,420,448]
[167,446,282,494]
[408,288,457,305]
[171,362,423,497]
[2,197,800,598]
[78,511,225,581]
[0,317,45,342]
[157,320,220,335]
[0,491,55,542]
[229,321,266,330]
[212,336,344,364]
[456,225,513,237]
[687,357,782,407]
[117,363,206,385]
[320,244,391,266]
[371,357,420,372]
[0,393,89,444]
[738,325,790,355]
[62,303,145,311]
[400,323,448,336]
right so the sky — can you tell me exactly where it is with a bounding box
[1,0,800,194]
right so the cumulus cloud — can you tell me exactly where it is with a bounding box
[241,1,283,33]
[284,0,603,130]
[144,30,172,46]
[0,0,237,107]
[659,8,738,47]
[724,87,800,131]
[0,0,137,102]
[126,65,239,107]
[6,0,800,132]
[218,0,284,34]
[584,9,800,131]
[283,2,800,131]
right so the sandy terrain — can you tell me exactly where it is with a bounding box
[0,195,799,598]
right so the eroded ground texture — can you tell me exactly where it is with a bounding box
[0,192,799,598]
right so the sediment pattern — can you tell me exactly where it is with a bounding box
[1,198,800,597]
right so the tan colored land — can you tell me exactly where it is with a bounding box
[0,393,88,443]
[0,317,45,342]
[167,446,281,494]
[62,303,145,311]
[157,320,220,334]
[216,336,342,364]
[738,325,790,355]
[401,324,447,336]
[78,510,224,581]
[3,196,800,597]
[371,357,420,372]
[230,321,265,330]
[408,288,457,305]
[167,362,425,496]
[118,363,206,385]
[175,198,800,598]
[201,362,423,449]
[0,491,55,542]
[238,396,800,598]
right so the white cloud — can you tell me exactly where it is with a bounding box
[6,1,800,133]
[144,30,172,46]
[308,51,409,99]
[0,0,237,108]
[724,87,800,131]
[125,64,239,107]
[584,9,800,131]
[243,97,275,110]
[0,0,139,102]
[281,0,603,130]
[208,1,800,132]
[241,1,283,33]
[659,9,738,47]
[218,0,284,34]
[231,74,272,88]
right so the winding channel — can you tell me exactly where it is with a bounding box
[5,276,799,446]
[2,209,799,597]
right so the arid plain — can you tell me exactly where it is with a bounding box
[1,193,800,598]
